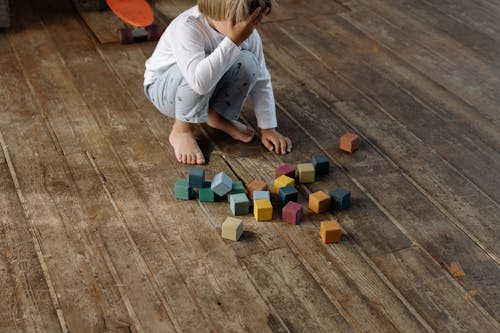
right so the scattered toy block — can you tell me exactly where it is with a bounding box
[254,199,273,221]
[188,167,205,188]
[253,190,270,202]
[211,172,232,196]
[312,154,330,175]
[330,187,351,210]
[320,220,341,243]
[199,181,215,202]
[227,180,246,201]
[273,175,295,193]
[340,132,360,153]
[229,193,250,216]
[221,217,243,241]
[275,164,296,178]
[308,191,330,214]
[297,163,315,183]
[174,179,194,200]
[247,180,268,200]
[278,186,298,205]
[282,201,303,225]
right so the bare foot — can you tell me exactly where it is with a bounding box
[207,109,254,143]
[169,120,205,164]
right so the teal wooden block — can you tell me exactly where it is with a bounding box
[330,187,351,210]
[188,167,205,188]
[227,180,246,201]
[199,181,215,202]
[278,186,298,205]
[229,193,250,216]
[174,179,194,200]
[211,172,232,196]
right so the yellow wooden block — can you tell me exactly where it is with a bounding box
[320,220,341,243]
[254,199,273,221]
[273,175,295,194]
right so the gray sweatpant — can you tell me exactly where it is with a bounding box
[144,50,259,124]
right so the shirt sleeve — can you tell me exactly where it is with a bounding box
[247,31,278,129]
[171,19,241,95]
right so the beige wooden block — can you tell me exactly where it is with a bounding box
[221,217,243,241]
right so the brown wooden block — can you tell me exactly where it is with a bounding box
[320,221,341,243]
[340,132,360,153]
[247,179,268,200]
[308,191,330,214]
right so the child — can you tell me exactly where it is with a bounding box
[144,0,292,165]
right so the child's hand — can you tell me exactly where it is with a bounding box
[261,128,292,155]
[227,7,269,45]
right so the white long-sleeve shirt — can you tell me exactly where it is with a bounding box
[144,6,277,129]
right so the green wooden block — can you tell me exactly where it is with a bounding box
[229,193,250,216]
[174,179,194,200]
[227,180,246,201]
[199,181,215,202]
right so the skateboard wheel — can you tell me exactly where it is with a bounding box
[118,28,133,44]
[97,0,109,11]
[146,24,159,41]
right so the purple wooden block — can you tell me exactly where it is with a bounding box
[282,201,303,225]
[275,164,296,179]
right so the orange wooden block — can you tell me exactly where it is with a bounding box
[340,132,360,153]
[308,191,330,214]
[320,221,341,243]
[247,180,268,200]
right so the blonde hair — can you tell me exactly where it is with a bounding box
[198,0,274,23]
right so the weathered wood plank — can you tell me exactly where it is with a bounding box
[373,246,500,333]
[340,5,500,152]
[347,0,500,130]
[418,0,500,41]
[9,0,106,155]
[381,0,500,68]
[0,163,60,333]
[257,23,500,321]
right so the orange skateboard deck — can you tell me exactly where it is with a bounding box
[105,0,159,43]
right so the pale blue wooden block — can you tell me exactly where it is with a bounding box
[211,172,233,196]
[253,190,270,202]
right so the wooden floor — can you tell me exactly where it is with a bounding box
[1,0,499,332]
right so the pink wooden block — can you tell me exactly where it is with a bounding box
[276,164,296,179]
[282,201,303,225]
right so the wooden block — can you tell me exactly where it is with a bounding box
[174,178,194,200]
[211,172,232,196]
[188,167,205,188]
[226,180,245,202]
[320,220,341,243]
[282,201,303,225]
[247,179,268,199]
[253,190,270,202]
[308,191,330,214]
[254,199,273,221]
[275,164,296,178]
[330,187,351,210]
[278,185,298,205]
[297,163,315,183]
[340,132,360,153]
[221,217,243,241]
[312,154,330,175]
[273,175,295,194]
[199,181,215,202]
[229,193,250,216]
